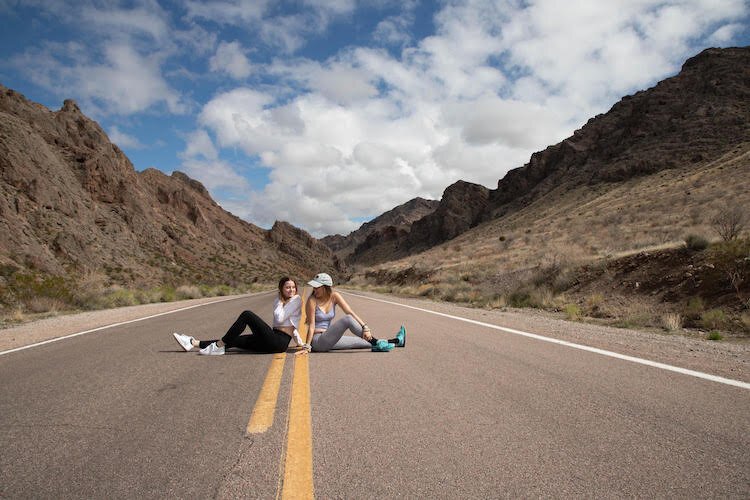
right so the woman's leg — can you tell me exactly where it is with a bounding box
[220,310,274,349]
[330,335,372,350]
[312,315,370,351]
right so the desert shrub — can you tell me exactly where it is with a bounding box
[564,303,582,320]
[740,313,750,333]
[25,297,66,314]
[0,307,25,326]
[683,296,706,320]
[176,285,203,300]
[585,293,606,317]
[157,285,177,302]
[506,287,554,309]
[684,234,709,251]
[4,272,74,305]
[215,284,234,296]
[438,282,473,303]
[487,294,506,309]
[106,288,139,307]
[507,290,533,308]
[660,313,682,332]
[416,283,436,297]
[707,238,750,302]
[706,331,723,341]
[700,309,727,330]
[711,206,746,241]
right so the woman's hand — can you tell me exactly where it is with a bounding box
[362,325,372,341]
[295,344,312,356]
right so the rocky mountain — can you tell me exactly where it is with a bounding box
[0,85,337,287]
[346,46,750,265]
[321,197,439,264]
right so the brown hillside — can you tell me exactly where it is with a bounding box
[0,85,336,288]
[347,46,750,265]
[352,143,749,332]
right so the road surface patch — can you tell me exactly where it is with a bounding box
[346,291,750,390]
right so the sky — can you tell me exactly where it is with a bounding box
[1,1,749,237]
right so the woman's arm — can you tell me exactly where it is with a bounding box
[274,295,301,325]
[304,296,316,345]
[333,292,367,329]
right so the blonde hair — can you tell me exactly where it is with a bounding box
[311,285,332,301]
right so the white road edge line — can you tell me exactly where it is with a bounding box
[346,291,750,390]
[0,293,265,357]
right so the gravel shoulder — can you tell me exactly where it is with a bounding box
[347,289,750,384]
[2,290,748,385]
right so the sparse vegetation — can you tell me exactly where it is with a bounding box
[684,234,709,251]
[700,309,728,331]
[684,297,706,321]
[711,206,747,241]
[564,303,582,321]
[0,268,266,327]
[660,313,682,332]
[707,331,723,341]
[707,237,750,304]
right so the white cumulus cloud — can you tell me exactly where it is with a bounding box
[209,41,253,79]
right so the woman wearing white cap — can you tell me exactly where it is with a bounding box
[171,276,308,355]
[303,272,405,352]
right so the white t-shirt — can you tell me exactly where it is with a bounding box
[273,295,302,344]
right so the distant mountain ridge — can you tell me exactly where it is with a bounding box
[321,197,439,264]
[0,85,337,285]
[340,46,750,265]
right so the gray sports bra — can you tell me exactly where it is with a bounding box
[314,302,335,331]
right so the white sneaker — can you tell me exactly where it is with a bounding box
[172,332,195,351]
[199,342,225,355]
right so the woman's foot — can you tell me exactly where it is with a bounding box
[371,339,395,352]
[173,332,195,351]
[199,342,225,355]
[395,326,406,347]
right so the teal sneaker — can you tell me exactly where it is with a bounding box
[395,326,406,347]
[372,339,395,352]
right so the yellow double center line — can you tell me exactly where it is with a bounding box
[245,288,314,499]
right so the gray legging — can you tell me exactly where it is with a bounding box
[311,314,372,352]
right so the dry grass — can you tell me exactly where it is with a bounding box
[660,313,683,332]
[0,274,270,326]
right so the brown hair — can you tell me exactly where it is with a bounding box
[278,276,298,298]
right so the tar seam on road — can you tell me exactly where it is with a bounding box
[0,293,267,357]
[346,291,750,390]
[247,353,287,434]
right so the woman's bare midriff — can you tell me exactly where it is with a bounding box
[275,325,295,336]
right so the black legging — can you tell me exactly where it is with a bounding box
[199,310,291,353]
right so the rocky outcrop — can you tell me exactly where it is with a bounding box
[321,197,439,261]
[491,46,750,212]
[0,84,335,285]
[404,181,490,252]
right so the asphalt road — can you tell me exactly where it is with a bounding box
[1,292,748,499]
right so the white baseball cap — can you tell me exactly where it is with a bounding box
[308,272,333,287]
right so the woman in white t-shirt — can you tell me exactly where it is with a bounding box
[172,276,307,355]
